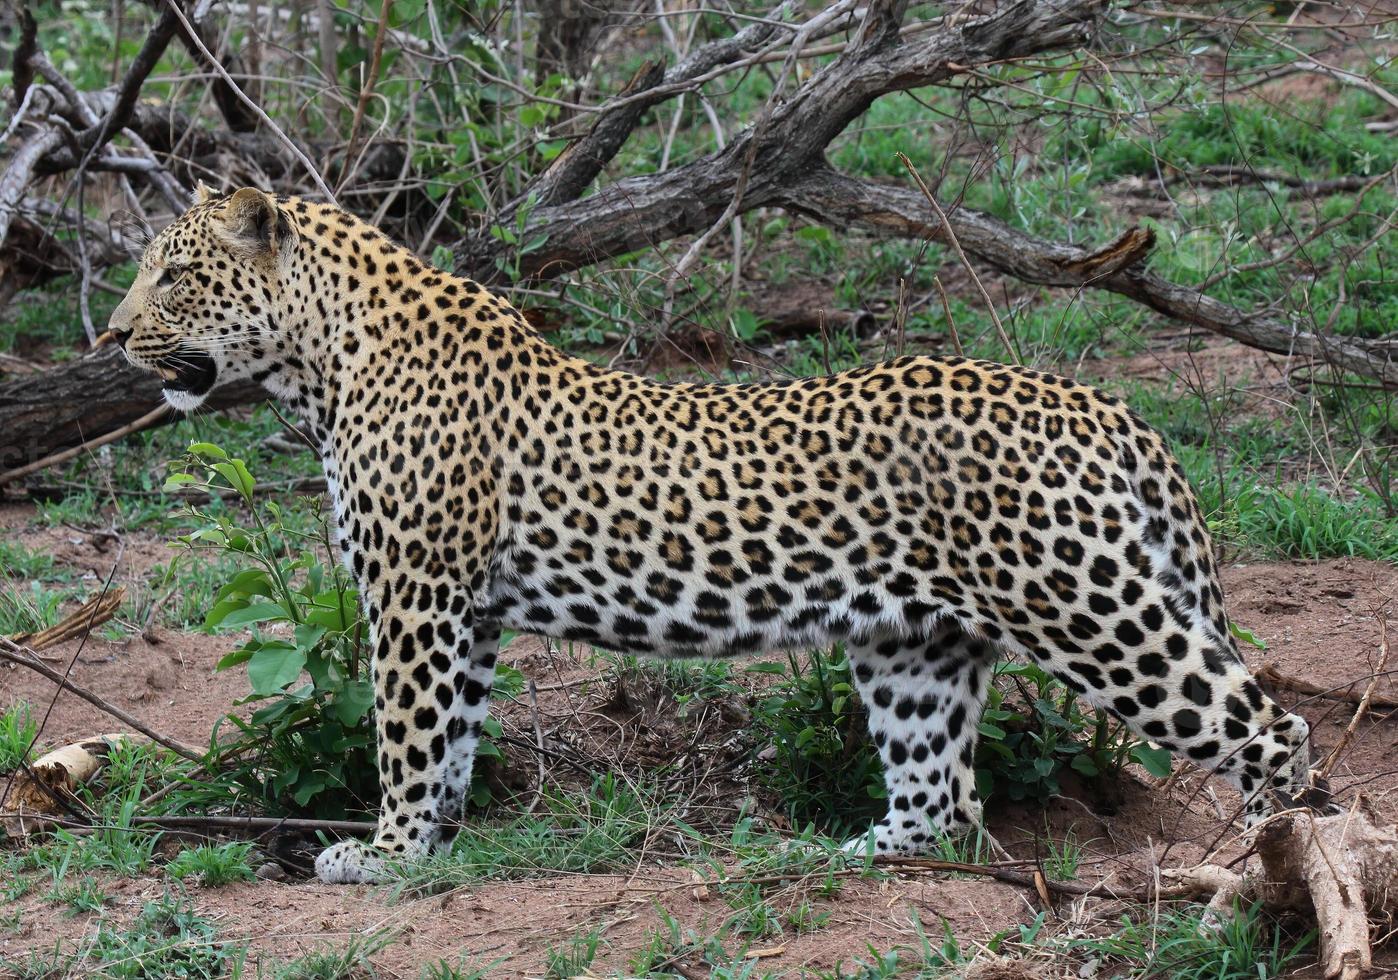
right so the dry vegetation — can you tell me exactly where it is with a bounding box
[1,0,1397,976]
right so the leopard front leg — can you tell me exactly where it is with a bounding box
[316,587,500,884]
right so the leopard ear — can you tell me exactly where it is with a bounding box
[215,186,296,258]
[192,181,219,206]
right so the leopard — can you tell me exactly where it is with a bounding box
[107,185,1317,884]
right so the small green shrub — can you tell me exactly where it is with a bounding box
[751,648,1167,832]
[749,648,885,835]
[976,661,1171,805]
[166,442,379,819]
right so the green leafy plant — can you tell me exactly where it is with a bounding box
[975,661,1170,805]
[166,442,378,819]
[749,647,885,834]
[165,442,515,818]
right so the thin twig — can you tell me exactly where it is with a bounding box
[524,679,547,814]
[898,153,1016,363]
[161,0,336,201]
[1254,663,1398,711]
[337,0,393,194]
[41,813,374,835]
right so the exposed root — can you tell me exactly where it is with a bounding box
[1162,800,1398,980]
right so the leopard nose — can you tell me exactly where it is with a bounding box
[110,328,131,349]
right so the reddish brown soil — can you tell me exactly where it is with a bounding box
[2,555,1396,976]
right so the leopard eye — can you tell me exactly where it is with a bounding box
[158,266,185,288]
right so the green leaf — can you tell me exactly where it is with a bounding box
[1070,753,1100,777]
[1229,620,1267,651]
[203,596,250,630]
[1131,743,1173,778]
[217,601,290,629]
[247,642,307,695]
[227,568,278,597]
[977,722,1007,740]
[211,459,256,502]
[332,680,374,726]
[162,472,198,492]
[187,442,227,459]
[215,645,256,672]
[294,623,327,651]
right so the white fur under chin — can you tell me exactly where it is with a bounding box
[314,840,387,884]
[162,389,209,413]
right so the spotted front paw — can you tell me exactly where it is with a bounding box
[315,840,387,884]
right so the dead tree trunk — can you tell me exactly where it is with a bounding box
[0,348,264,477]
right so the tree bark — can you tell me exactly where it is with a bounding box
[0,348,264,476]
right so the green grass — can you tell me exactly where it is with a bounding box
[544,925,606,979]
[1239,484,1398,561]
[166,842,257,887]
[0,540,71,582]
[47,875,109,917]
[269,933,389,980]
[390,774,661,892]
[0,580,81,636]
[0,893,244,980]
[1073,902,1314,980]
[418,957,501,980]
[0,702,39,771]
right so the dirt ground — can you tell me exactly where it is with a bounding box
[2,543,1396,976]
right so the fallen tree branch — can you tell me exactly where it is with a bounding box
[0,347,265,479]
[9,587,126,650]
[442,0,1394,389]
[0,404,170,488]
[783,170,1398,387]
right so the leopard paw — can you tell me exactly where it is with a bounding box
[315,840,387,884]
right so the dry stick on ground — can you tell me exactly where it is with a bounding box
[40,813,375,836]
[9,587,126,650]
[1254,663,1398,711]
[0,639,203,761]
[1165,800,1398,980]
[639,855,1154,904]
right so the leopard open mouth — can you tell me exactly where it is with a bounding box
[155,350,217,396]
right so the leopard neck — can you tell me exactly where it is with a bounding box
[267,201,581,453]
